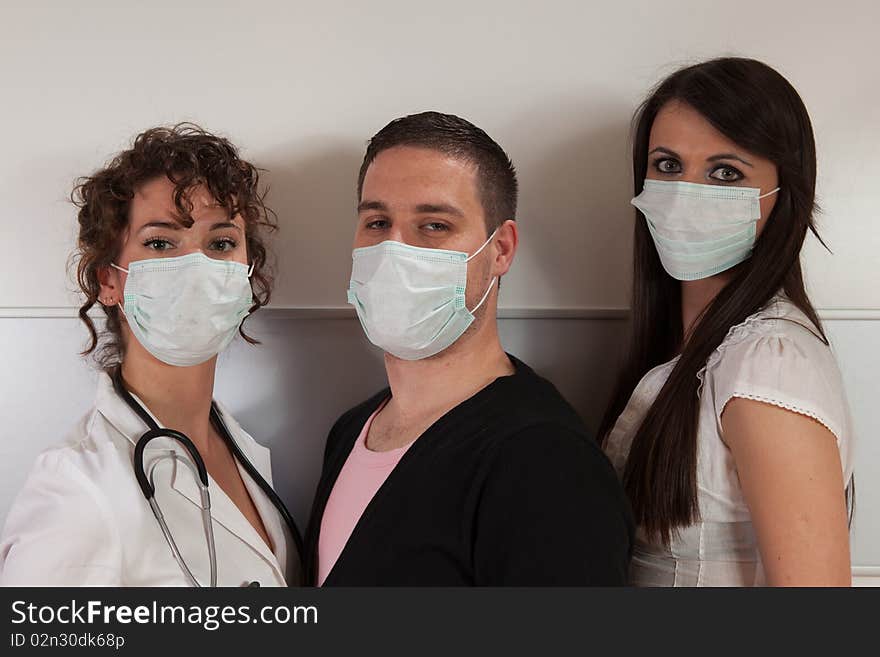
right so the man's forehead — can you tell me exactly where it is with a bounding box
[367,146,476,181]
[362,148,480,201]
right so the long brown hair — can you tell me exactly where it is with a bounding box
[597,58,838,545]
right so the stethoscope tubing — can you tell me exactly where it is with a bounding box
[133,428,208,497]
[146,454,218,587]
[111,367,303,586]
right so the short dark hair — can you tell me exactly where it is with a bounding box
[357,111,518,233]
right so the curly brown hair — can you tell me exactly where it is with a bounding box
[71,123,277,369]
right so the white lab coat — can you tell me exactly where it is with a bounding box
[0,372,300,587]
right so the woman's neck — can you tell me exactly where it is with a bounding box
[119,339,219,456]
[680,273,733,343]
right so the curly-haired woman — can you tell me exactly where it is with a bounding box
[0,124,303,586]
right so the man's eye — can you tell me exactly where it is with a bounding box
[423,222,449,232]
[709,165,744,182]
[210,238,237,252]
[143,238,174,251]
[365,219,389,230]
[653,158,681,174]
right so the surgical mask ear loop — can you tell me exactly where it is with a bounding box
[464,228,500,313]
[465,228,499,262]
[109,262,129,319]
[469,276,497,313]
[756,188,780,221]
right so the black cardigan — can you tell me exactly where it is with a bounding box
[304,355,633,586]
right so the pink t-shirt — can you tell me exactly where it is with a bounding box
[317,400,411,586]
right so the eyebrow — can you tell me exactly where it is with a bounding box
[209,221,242,232]
[648,146,681,159]
[357,200,388,213]
[137,219,241,234]
[706,153,754,167]
[414,203,464,217]
[649,146,754,168]
[357,200,464,218]
[137,220,181,234]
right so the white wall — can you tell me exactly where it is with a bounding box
[1,1,877,581]
[2,0,878,311]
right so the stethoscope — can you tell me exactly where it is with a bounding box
[111,367,304,587]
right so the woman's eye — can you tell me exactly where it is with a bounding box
[709,165,744,182]
[210,237,237,252]
[143,238,174,251]
[654,158,681,174]
[423,222,449,232]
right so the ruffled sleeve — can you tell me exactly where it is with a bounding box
[703,320,850,447]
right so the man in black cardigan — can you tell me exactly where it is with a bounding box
[305,111,632,586]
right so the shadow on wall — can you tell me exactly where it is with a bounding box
[254,138,368,308]
[217,314,387,533]
[498,95,635,309]
[499,317,631,437]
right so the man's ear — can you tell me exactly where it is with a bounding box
[492,219,518,278]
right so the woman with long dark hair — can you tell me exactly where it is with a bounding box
[600,58,855,586]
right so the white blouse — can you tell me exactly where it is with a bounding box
[603,294,855,587]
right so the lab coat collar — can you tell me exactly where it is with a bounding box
[94,370,161,450]
[94,371,286,584]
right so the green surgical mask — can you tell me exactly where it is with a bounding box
[631,179,779,280]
